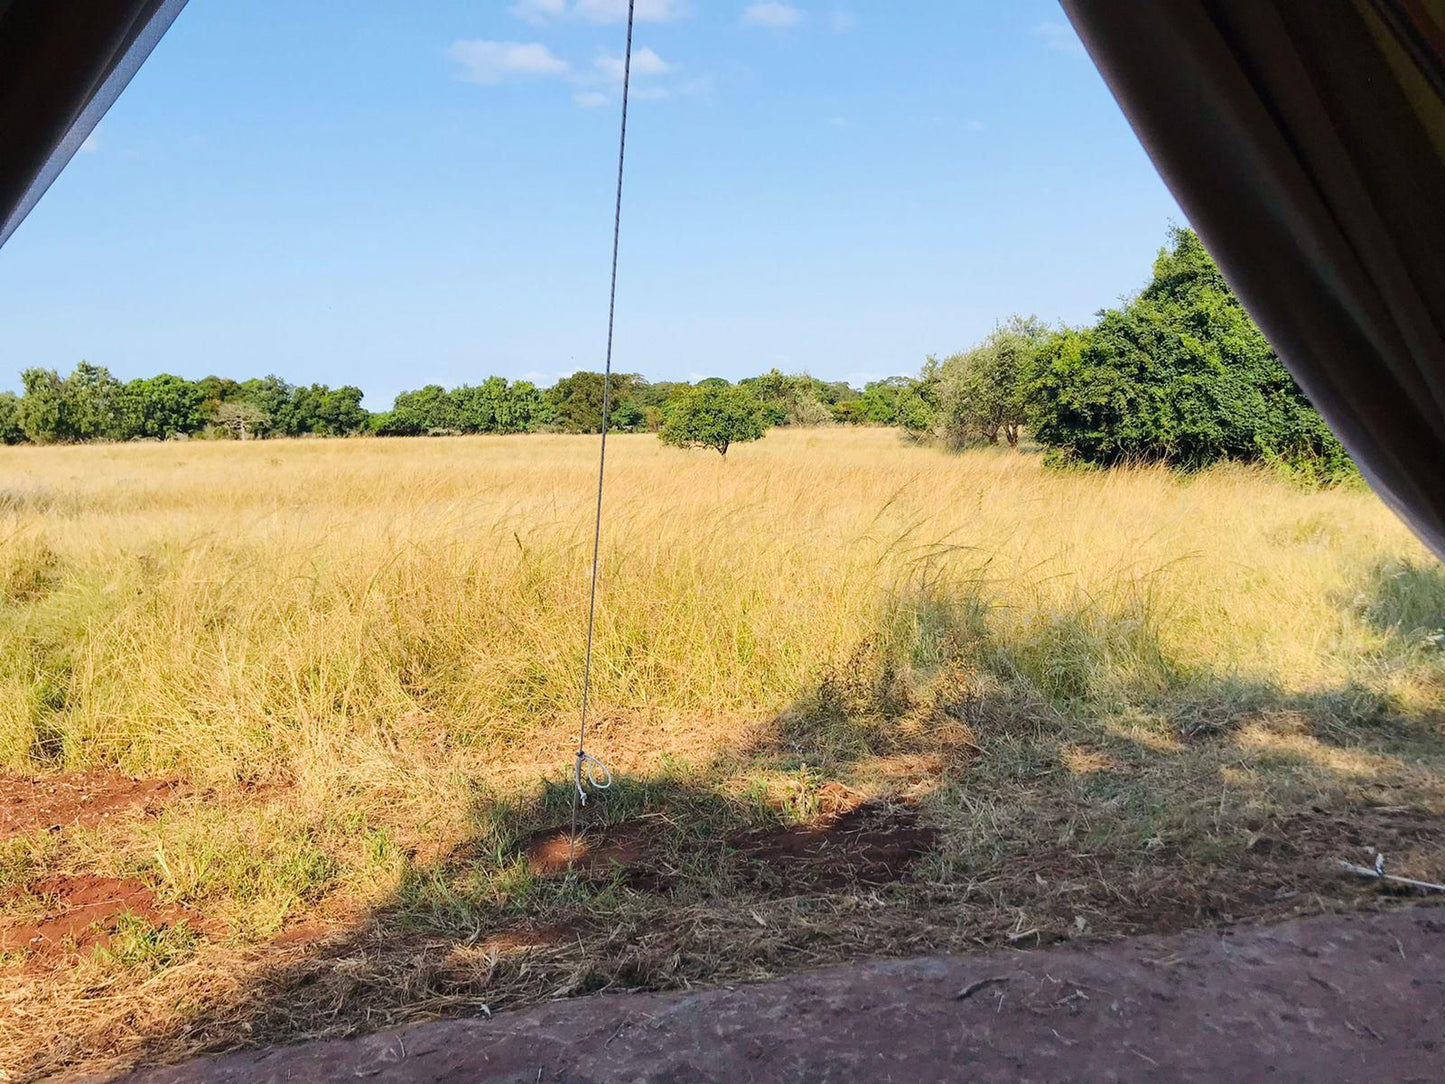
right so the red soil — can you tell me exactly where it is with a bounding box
[2,874,204,970]
[0,771,174,841]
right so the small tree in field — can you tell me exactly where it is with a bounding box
[660,384,766,456]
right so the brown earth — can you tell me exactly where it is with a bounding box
[523,784,935,894]
[94,904,1444,1083]
[729,798,939,889]
[1,874,205,970]
[0,771,173,841]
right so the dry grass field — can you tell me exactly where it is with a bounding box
[1,427,1443,1079]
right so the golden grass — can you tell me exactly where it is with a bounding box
[2,428,1435,779]
[1,427,1443,1078]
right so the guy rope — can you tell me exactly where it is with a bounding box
[568,0,637,864]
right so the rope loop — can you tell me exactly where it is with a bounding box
[575,750,613,806]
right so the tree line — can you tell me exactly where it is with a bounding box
[0,361,905,445]
[0,228,1352,479]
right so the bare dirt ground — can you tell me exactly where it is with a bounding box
[92,904,1442,1084]
[0,772,173,840]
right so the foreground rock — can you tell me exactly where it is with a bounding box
[104,906,1442,1083]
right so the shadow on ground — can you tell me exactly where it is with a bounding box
[11,566,1445,1079]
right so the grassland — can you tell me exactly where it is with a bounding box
[1,427,1443,1078]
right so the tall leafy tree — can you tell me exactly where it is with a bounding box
[1025,228,1351,479]
[239,375,296,437]
[118,374,205,439]
[18,363,124,442]
[0,391,24,444]
[548,371,636,433]
[936,316,1050,447]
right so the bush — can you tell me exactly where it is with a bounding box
[1025,228,1352,480]
[659,384,767,455]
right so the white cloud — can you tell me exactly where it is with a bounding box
[447,40,570,83]
[743,2,803,29]
[79,131,100,154]
[965,118,985,131]
[574,90,611,108]
[828,11,855,32]
[1034,21,1086,57]
[826,116,847,128]
[515,0,685,23]
[596,46,673,81]
[510,0,567,23]
[579,0,685,21]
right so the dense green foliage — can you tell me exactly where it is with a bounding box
[7,365,371,444]
[1025,228,1351,479]
[659,383,767,455]
[0,228,1351,477]
[934,316,1050,448]
[372,377,551,436]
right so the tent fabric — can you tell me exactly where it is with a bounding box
[1061,0,1445,560]
[0,0,188,248]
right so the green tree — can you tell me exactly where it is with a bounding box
[18,368,68,442]
[238,375,296,437]
[739,369,833,427]
[0,391,25,444]
[290,384,368,436]
[936,315,1049,447]
[18,362,124,442]
[375,384,456,436]
[497,379,554,433]
[659,384,767,455]
[118,374,205,439]
[848,376,929,426]
[1025,227,1351,479]
[548,371,636,433]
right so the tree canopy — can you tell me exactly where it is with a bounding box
[1025,227,1351,479]
[659,384,767,456]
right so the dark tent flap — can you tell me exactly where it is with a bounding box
[1061,0,1445,559]
[0,0,188,248]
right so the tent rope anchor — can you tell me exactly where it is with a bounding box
[568,0,635,867]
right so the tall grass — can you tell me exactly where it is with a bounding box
[1,428,1436,787]
[5,428,1445,1078]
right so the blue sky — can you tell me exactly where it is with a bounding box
[0,1,1181,410]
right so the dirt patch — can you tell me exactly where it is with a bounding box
[524,818,667,889]
[1,875,204,970]
[0,771,174,841]
[474,923,575,954]
[730,798,939,889]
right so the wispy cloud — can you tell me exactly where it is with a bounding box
[596,45,674,81]
[826,116,847,129]
[574,90,610,108]
[79,130,101,154]
[965,118,985,131]
[509,0,567,23]
[743,2,803,29]
[447,40,570,83]
[828,10,855,32]
[513,0,686,24]
[1034,21,1086,57]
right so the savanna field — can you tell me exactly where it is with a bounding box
[2,426,1443,1078]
